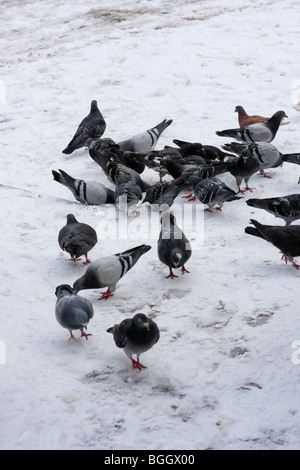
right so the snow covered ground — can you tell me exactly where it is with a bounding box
[1,0,300,450]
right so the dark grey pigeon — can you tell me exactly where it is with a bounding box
[58,214,98,264]
[106,161,151,192]
[246,194,300,225]
[157,211,192,279]
[142,176,190,208]
[227,149,260,193]
[107,313,160,370]
[55,284,94,340]
[245,219,300,269]
[172,138,234,161]
[62,100,106,154]
[117,119,173,152]
[88,137,145,174]
[52,169,115,205]
[189,176,243,211]
[114,182,143,211]
[216,110,287,143]
[73,244,151,300]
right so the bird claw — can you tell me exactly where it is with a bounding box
[98,288,113,300]
[131,358,147,370]
[181,266,190,275]
[81,331,92,340]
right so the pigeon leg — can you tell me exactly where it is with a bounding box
[181,266,190,275]
[68,257,82,262]
[80,329,92,340]
[83,255,92,265]
[214,205,223,211]
[258,171,272,179]
[292,261,300,270]
[280,253,288,264]
[131,357,147,370]
[68,331,76,340]
[98,287,114,300]
[166,268,178,279]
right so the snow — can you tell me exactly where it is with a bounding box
[1,0,300,451]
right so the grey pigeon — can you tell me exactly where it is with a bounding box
[114,182,143,211]
[246,194,300,225]
[216,110,287,143]
[55,284,94,340]
[157,211,192,279]
[245,219,300,269]
[52,169,115,205]
[73,244,152,300]
[189,175,243,211]
[117,119,173,152]
[142,176,190,208]
[222,142,285,178]
[62,100,106,154]
[107,313,160,370]
[58,214,98,264]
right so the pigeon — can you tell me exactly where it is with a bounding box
[55,284,94,340]
[227,150,260,193]
[172,139,234,161]
[106,161,151,192]
[62,100,106,154]
[189,176,243,211]
[52,169,115,205]
[245,219,300,269]
[222,142,285,177]
[235,105,269,127]
[142,176,190,208]
[216,110,287,143]
[246,194,300,225]
[58,214,98,264]
[88,137,145,174]
[235,105,288,127]
[117,119,173,153]
[162,158,233,180]
[73,244,152,300]
[107,313,160,370]
[157,211,192,279]
[114,182,143,211]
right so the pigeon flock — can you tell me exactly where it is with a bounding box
[52,100,300,370]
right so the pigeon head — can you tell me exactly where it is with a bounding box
[90,100,98,110]
[55,284,75,298]
[66,214,78,224]
[132,313,150,331]
[73,268,100,293]
[234,105,244,113]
